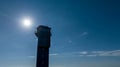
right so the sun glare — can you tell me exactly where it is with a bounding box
[22,18,32,28]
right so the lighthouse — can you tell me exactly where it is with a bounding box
[35,25,51,67]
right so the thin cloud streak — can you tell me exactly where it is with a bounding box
[28,56,35,58]
[48,50,120,57]
[28,53,59,58]
[50,53,59,56]
[79,50,120,57]
[28,50,120,58]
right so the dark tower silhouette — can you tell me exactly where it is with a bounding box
[35,25,51,67]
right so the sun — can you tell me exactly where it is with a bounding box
[22,18,32,28]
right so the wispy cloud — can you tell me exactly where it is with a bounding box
[97,50,120,56]
[28,53,59,58]
[28,50,120,58]
[28,56,35,58]
[79,51,88,55]
[79,50,120,57]
[50,53,59,56]
[81,32,88,36]
[48,50,120,57]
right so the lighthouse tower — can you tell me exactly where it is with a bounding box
[35,25,51,67]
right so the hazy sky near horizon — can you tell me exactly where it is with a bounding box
[0,0,120,67]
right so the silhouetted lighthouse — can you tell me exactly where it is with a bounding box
[35,25,51,67]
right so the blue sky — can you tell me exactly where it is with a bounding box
[0,0,120,67]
